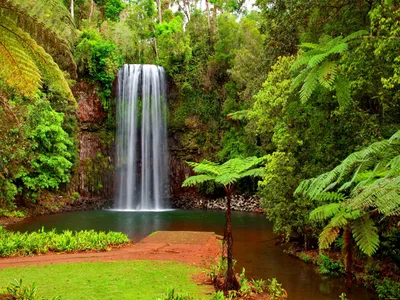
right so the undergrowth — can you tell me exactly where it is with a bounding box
[0,226,130,257]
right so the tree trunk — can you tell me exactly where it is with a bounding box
[70,0,74,20]
[224,186,239,291]
[156,0,162,23]
[205,0,211,31]
[88,0,94,24]
[343,225,353,288]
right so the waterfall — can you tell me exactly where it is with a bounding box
[115,64,168,210]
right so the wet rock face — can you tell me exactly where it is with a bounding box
[72,81,107,130]
[78,131,114,201]
[69,81,114,206]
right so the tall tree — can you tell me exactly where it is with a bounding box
[182,157,265,291]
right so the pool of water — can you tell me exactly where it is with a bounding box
[6,209,375,300]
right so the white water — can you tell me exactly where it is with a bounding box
[115,64,168,210]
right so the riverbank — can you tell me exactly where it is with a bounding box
[287,248,400,299]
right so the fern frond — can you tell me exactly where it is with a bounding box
[292,68,309,89]
[335,75,351,108]
[341,30,368,42]
[297,131,400,201]
[310,203,342,221]
[0,0,77,76]
[182,174,217,187]
[238,167,265,179]
[351,214,379,256]
[215,173,240,186]
[350,177,400,216]
[327,43,348,55]
[319,224,340,249]
[318,61,337,90]
[0,20,75,103]
[300,67,319,102]
[227,110,249,121]
[308,52,331,68]
[193,163,220,176]
[299,42,320,50]
[0,23,42,96]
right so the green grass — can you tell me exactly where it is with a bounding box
[0,261,212,299]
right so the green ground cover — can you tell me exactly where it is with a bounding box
[0,227,130,257]
[0,261,211,299]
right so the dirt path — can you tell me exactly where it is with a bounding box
[0,231,221,269]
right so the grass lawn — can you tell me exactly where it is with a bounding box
[0,260,212,299]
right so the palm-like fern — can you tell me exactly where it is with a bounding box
[182,156,265,291]
[296,130,400,258]
[291,30,367,107]
[0,0,76,100]
[182,156,265,188]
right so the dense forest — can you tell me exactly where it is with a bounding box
[0,0,399,297]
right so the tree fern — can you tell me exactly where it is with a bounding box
[0,0,77,78]
[182,156,266,291]
[297,131,400,257]
[291,30,367,106]
[0,1,75,103]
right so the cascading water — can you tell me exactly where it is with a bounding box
[114,64,168,211]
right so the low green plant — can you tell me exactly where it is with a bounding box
[158,288,194,300]
[238,268,252,297]
[267,278,287,299]
[0,209,26,218]
[318,254,345,277]
[0,227,130,257]
[69,192,81,203]
[206,257,236,282]
[297,252,311,263]
[339,293,348,300]
[376,278,400,299]
[210,291,226,300]
[1,279,60,300]
[251,279,266,294]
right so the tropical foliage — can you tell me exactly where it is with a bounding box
[0,226,129,257]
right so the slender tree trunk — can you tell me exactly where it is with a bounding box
[205,0,211,30]
[343,225,353,288]
[156,0,162,23]
[70,0,74,20]
[224,186,239,291]
[88,0,94,24]
[154,37,159,60]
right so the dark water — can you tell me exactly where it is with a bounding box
[6,210,375,300]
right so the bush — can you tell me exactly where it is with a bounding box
[376,278,400,299]
[0,227,130,257]
[318,254,345,277]
[267,278,287,299]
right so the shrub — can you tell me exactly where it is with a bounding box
[318,254,345,277]
[267,278,287,300]
[0,227,130,257]
[376,278,400,299]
